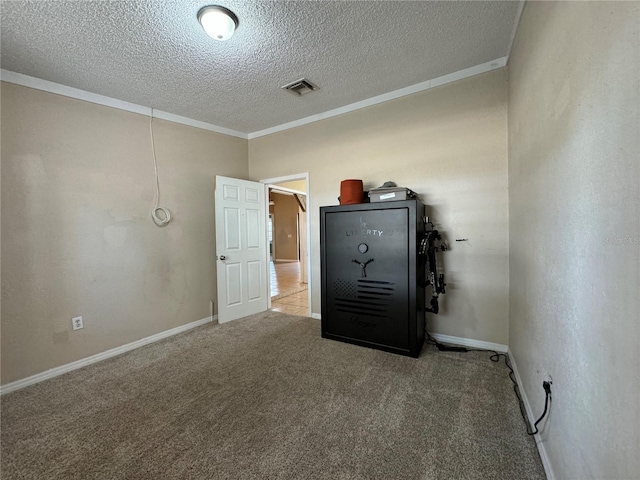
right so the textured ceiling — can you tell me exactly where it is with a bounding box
[1,1,520,134]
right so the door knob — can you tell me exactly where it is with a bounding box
[219,255,227,260]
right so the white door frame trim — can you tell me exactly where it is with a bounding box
[261,173,311,314]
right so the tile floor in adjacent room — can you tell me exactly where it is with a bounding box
[271,290,309,316]
[270,261,307,299]
[270,261,308,316]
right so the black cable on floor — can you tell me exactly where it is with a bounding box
[426,333,551,436]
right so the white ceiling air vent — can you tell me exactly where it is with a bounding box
[281,78,319,96]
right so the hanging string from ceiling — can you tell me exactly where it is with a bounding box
[149,109,171,227]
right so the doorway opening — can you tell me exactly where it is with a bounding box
[268,214,274,261]
[261,174,311,317]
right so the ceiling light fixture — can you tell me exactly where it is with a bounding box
[198,5,238,41]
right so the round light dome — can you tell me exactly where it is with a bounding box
[198,6,238,41]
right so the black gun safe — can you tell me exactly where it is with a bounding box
[320,199,426,357]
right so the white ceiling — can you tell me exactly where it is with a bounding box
[1,1,521,136]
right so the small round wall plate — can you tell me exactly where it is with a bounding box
[358,243,368,253]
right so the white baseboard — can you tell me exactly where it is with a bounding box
[508,348,555,480]
[430,333,508,353]
[0,315,216,396]
[310,316,506,354]
[274,259,298,263]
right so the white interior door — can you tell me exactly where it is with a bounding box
[215,176,268,323]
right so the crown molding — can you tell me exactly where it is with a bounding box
[0,69,248,139]
[248,57,507,139]
[506,0,526,64]
[2,57,507,141]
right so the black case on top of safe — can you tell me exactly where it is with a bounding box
[320,199,426,357]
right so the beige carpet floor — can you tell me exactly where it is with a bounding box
[1,311,545,479]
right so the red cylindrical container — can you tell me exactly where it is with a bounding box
[340,179,364,205]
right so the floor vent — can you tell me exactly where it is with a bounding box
[281,78,319,96]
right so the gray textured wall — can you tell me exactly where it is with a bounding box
[1,82,248,384]
[508,2,640,478]
[250,69,510,345]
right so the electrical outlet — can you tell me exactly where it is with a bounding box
[72,316,83,330]
[543,376,553,396]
